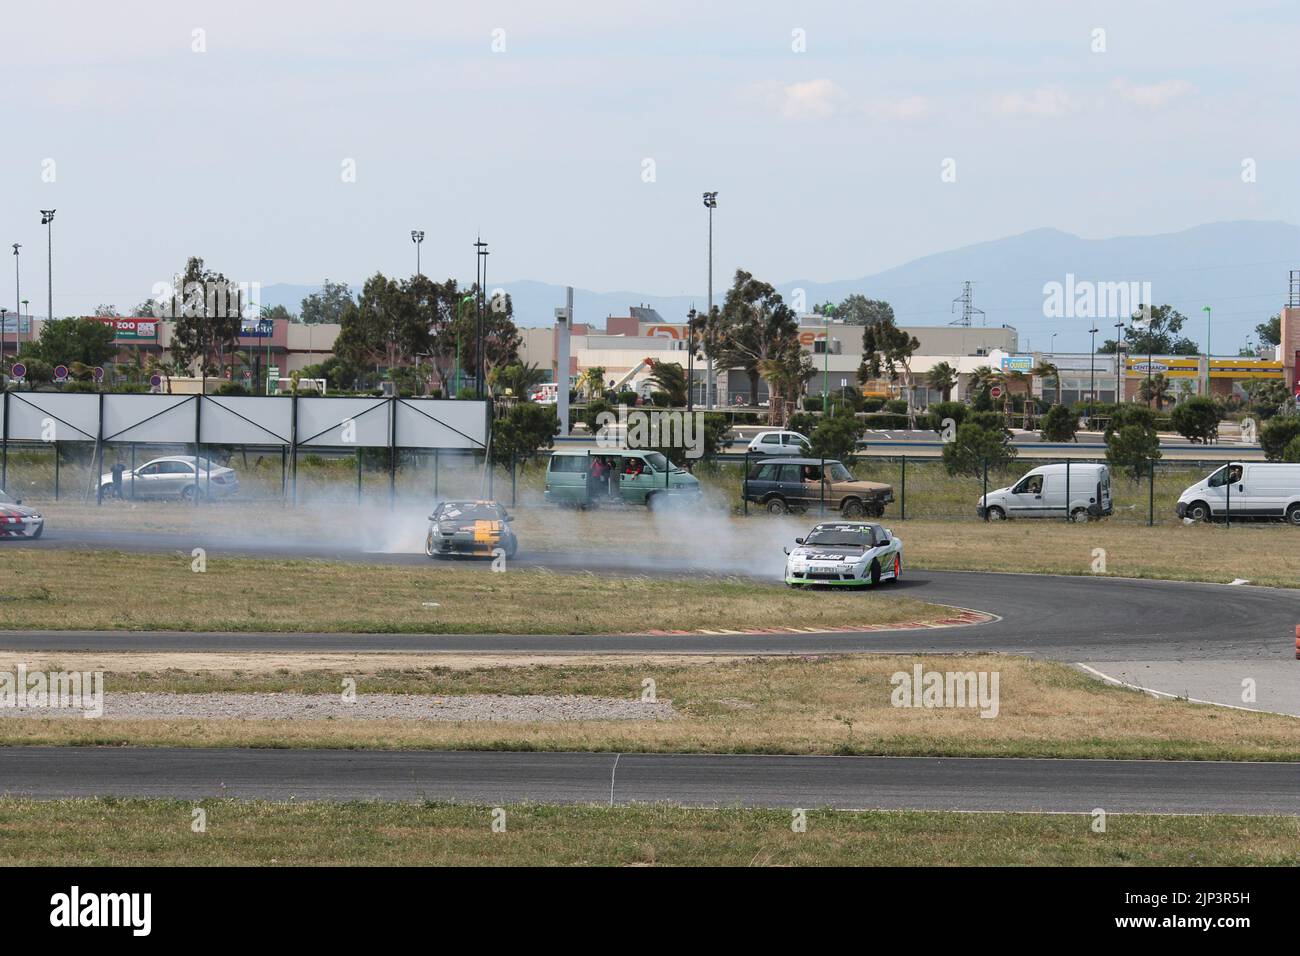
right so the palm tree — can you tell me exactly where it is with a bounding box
[927,362,957,402]
[579,367,606,401]
[646,360,687,406]
[1139,372,1172,410]
[1031,361,1061,405]
[968,365,998,403]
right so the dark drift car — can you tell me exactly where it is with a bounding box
[424,500,518,558]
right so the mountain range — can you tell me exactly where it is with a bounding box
[260,220,1299,353]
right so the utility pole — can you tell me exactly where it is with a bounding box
[1114,319,1126,403]
[686,307,696,412]
[1088,325,1098,424]
[1202,305,1212,397]
[411,230,424,277]
[474,238,489,399]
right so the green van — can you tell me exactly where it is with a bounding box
[545,448,701,509]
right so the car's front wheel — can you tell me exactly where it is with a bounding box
[1185,500,1212,522]
[868,559,882,586]
[840,498,864,518]
[765,497,788,515]
[985,506,1006,521]
[425,531,437,558]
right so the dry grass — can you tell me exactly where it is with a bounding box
[2,654,1296,760]
[0,798,1295,865]
[0,550,943,633]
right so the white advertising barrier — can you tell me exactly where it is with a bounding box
[5,392,100,442]
[102,394,195,444]
[294,397,391,447]
[394,399,489,450]
[3,393,489,451]
[200,395,294,445]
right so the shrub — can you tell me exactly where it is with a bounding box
[924,401,967,434]
[885,399,908,414]
[1106,423,1161,481]
[1260,416,1300,461]
[1170,396,1220,444]
[942,423,1016,477]
[1039,403,1079,443]
[491,402,560,465]
[808,413,866,464]
[861,398,885,413]
[1283,436,1300,463]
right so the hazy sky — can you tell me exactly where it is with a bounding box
[4,0,1299,318]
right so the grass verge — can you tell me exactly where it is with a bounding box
[1,798,1295,865]
[0,550,943,633]
[2,655,1296,760]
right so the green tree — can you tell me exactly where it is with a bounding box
[1104,405,1161,479]
[716,269,801,417]
[859,317,921,428]
[1170,396,1220,444]
[1282,436,1300,463]
[1039,404,1079,442]
[1138,372,1172,410]
[1260,416,1300,461]
[168,257,243,377]
[808,413,866,463]
[489,361,547,398]
[449,287,521,387]
[1098,304,1198,355]
[490,402,560,465]
[1256,314,1281,348]
[927,361,957,401]
[829,294,895,326]
[942,422,1016,477]
[299,280,355,325]
[1030,361,1061,405]
[646,359,687,406]
[1244,379,1290,420]
[29,317,116,367]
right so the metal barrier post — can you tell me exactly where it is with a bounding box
[1065,459,1071,521]
[900,454,906,521]
[511,452,517,507]
[1225,466,1231,529]
[131,443,137,500]
[1148,459,1155,526]
[388,397,397,510]
[434,448,439,499]
[356,449,363,504]
[742,450,749,516]
[53,442,59,500]
[819,456,826,516]
[982,458,989,522]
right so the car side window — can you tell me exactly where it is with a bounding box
[776,464,800,483]
[761,433,779,444]
[140,464,159,475]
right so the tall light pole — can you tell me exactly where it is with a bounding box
[9,244,19,366]
[686,307,696,412]
[40,210,55,323]
[1088,325,1098,424]
[1114,318,1126,403]
[411,230,424,276]
[1202,305,1212,397]
[702,191,717,409]
[474,237,488,399]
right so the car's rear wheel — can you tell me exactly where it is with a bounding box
[985,506,1006,520]
[181,485,199,502]
[30,526,43,540]
[765,497,788,515]
[1070,507,1089,523]
[840,498,864,518]
[869,559,881,586]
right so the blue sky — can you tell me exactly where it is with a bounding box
[3,0,1299,318]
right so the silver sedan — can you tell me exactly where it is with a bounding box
[100,456,240,501]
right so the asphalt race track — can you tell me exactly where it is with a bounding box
[2,748,1298,814]
[5,529,1299,811]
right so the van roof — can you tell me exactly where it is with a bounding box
[551,447,653,456]
[1024,462,1108,474]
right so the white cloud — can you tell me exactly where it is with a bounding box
[1111,78,1196,109]
[752,78,848,121]
[990,86,1078,117]
[862,94,932,120]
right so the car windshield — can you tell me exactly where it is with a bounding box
[827,463,853,482]
[804,527,875,547]
[436,502,500,521]
[641,452,672,472]
[0,490,14,504]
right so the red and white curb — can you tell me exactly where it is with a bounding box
[637,607,995,637]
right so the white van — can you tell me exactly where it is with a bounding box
[976,463,1112,522]
[1176,462,1300,524]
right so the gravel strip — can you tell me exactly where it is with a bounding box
[0,692,677,722]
